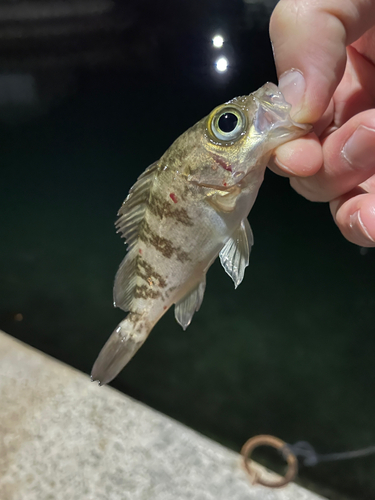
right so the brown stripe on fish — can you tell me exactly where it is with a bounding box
[134,284,162,300]
[135,255,167,288]
[148,192,193,226]
[127,311,142,325]
[127,312,151,335]
[139,221,191,262]
[164,285,177,300]
[179,183,195,202]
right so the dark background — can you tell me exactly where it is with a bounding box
[1,1,374,499]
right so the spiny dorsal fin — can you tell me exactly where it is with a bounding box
[115,161,159,250]
[113,161,159,311]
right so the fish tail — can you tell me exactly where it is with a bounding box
[91,312,151,386]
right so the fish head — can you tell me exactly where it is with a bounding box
[186,82,312,189]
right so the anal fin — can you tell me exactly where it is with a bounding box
[174,277,206,331]
[219,218,253,288]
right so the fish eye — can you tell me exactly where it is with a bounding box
[218,113,237,132]
[210,106,246,142]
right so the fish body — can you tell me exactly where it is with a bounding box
[92,83,310,385]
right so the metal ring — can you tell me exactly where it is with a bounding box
[241,434,298,488]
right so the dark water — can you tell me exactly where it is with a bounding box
[1,3,375,499]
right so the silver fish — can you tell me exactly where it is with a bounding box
[92,82,310,385]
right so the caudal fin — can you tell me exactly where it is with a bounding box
[91,312,150,385]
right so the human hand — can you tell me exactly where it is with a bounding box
[269,0,375,246]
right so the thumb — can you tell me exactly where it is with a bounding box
[270,0,375,123]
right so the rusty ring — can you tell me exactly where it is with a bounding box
[241,434,298,488]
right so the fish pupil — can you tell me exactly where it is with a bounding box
[218,112,238,133]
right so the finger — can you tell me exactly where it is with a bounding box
[290,110,375,202]
[360,172,375,193]
[352,24,375,67]
[269,132,323,177]
[330,190,375,246]
[270,0,375,123]
[273,34,375,188]
[332,45,375,127]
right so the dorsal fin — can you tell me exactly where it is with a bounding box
[113,161,159,311]
[115,161,159,250]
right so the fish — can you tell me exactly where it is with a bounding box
[91,82,311,385]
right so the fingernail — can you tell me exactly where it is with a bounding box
[349,210,375,244]
[343,125,375,169]
[278,69,305,117]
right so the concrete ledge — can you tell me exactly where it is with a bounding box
[0,331,324,500]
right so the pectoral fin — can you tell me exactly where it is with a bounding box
[219,218,253,288]
[174,277,206,331]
